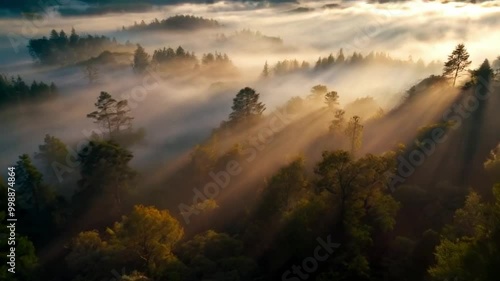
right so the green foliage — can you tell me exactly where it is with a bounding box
[28,28,133,65]
[0,75,58,107]
[67,205,184,280]
[178,230,257,281]
[109,205,184,275]
[430,183,500,281]
[255,157,309,219]
[315,150,399,229]
[0,228,38,281]
[65,230,112,280]
[15,154,55,211]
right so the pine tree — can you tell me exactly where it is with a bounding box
[261,61,270,78]
[443,44,472,87]
[15,154,54,211]
[345,116,363,156]
[86,92,134,139]
[133,44,150,74]
[69,27,79,46]
[337,48,345,64]
[228,87,266,126]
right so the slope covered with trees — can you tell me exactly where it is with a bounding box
[2,40,500,281]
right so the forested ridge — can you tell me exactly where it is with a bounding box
[1,37,500,281]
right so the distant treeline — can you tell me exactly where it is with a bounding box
[133,44,235,77]
[262,49,442,77]
[28,28,135,65]
[0,75,58,107]
[123,15,221,32]
[216,29,283,46]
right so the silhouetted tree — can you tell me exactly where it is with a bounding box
[87,92,134,139]
[261,61,269,78]
[308,84,328,102]
[228,87,266,125]
[34,134,69,183]
[325,90,339,109]
[76,140,136,210]
[345,116,363,155]
[133,44,150,74]
[330,109,346,133]
[337,48,345,64]
[443,44,472,87]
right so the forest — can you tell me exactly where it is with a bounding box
[1,1,500,281]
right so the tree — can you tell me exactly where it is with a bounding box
[65,230,111,280]
[484,143,500,183]
[83,63,99,84]
[429,184,500,281]
[261,61,270,78]
[178,230,257,281]
[493,56,500,79]
[87,92,134,139]
[0,217,38,281]
[69,27,79,46]
[15,154,54,212]
[108,205,184,275]
[228,87,266,126]
[443,44,472,87]
[133,44,150,74]
[471,59,494,84]
[345,116,363,156]
[49,29,59,41]
[337,48,345,64]
[314,150,399,278]
[34,134,69,183]
[325,90,339,109]
[256,157,308,218]
[308,84,328,102]
[76,140,136,210]
[329,109,345,133]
